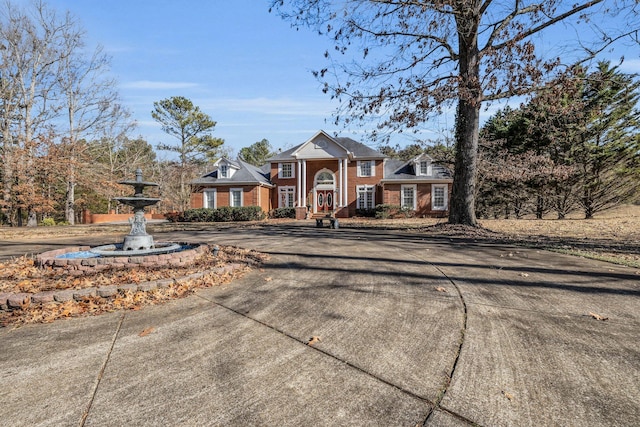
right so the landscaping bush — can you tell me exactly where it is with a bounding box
[40,217,56,226]
[165,211,184,222]
[269,207,296,219]
[355,208,376,218]
[175,206,265,222]
[374,204,415,219]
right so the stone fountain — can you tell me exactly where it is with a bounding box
[115,168,160,251]
[89,169,181,256]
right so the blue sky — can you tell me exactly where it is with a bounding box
[45,0,354,156]
[44,0,640,157]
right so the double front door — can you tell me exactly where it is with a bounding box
[316,190,334,212]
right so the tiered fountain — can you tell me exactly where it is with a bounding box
[90,169,181,256]
[36,167,207,274]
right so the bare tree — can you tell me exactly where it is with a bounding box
[272,0,640,225]
[57,37,121,224]
[0,0,126,225]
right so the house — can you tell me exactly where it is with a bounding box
[190,130,453,218]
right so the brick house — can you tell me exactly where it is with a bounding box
[190,130,452,218]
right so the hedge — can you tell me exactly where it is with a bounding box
[269,207,296,219]
[374,204,415,219]
[167,206,266,222]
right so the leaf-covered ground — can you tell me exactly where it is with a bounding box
[0,246,268,327]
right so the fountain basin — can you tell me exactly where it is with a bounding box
[113,197,161,208]
[89,242,182,257]
[36,243,208,275]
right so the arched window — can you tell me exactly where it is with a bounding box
[316,171,334,185]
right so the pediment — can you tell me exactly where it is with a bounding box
[292,131,350,159]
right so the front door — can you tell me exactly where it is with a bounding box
[316,190,333,213]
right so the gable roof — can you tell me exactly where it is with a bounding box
[191,158,273,187]
[268,130,385,162]
[383,157,452,182]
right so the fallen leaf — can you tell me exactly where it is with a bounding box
[139,327,155,337]
[519,272,529,277]
[501,390,514,401]
[264,277,273,282]
[307,336,321,346]
[435,286,448,293]
[589,312,608,321]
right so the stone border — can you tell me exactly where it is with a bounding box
[34,243,208,275]
[0,262,244,312]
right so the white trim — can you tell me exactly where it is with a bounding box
[357,160,375,177]
[418,160,432,176]
[431,184,448,211]
[278,186,296,208]
[356,185,375,210]
[343,158,348,206]
[278,162,295,179]
[401,184,417,211]
[203,189,217,209]
[302,160,307,207]
[219,164,229,178]
[230,188,243,207]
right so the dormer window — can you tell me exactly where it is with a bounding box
[220,164,228,178]
[419,160,432,176]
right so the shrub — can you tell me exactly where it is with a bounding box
[355,208,376,218]
[270,207,296,219]
[374,204,414,219]
[176,206,265,222]
[165,211,184,222]
[40,217,56,226]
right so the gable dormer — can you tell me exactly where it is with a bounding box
[413,154,434,177]
[214,157,240,179]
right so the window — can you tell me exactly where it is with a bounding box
[401,185,417,211]
[356,185,375,210]
[230,188,243,207]
[278,186,295,208]
[203,189,216,209]
[219,164,228,178]
[419,160,432,176]
[316,171,334,184]
[432,184,448,210]
[279,163,295,179]
[357,160,374,177]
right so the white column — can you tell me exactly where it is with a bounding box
[302,160,307,207]
[342,158,348,207]
[338,159,343,207]
[297,160,302,207]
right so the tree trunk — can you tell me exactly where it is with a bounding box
[449,6,480,226]
[66,180,76,225]
[449,99,480,226]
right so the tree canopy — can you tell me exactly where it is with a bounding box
[151,96,224,210]
[272,0,640,225]
[478,62,640,219]
[239,138,276,166]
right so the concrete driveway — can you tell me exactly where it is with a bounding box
[1,223,638,426]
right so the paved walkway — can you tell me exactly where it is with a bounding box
[1,223,638,426]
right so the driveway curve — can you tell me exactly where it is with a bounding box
[0,223,638,426]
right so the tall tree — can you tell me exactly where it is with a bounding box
[239,138,275,166]
[0,0,69,225]
[57,36,121,224]
[151,96,224,210]
[272,0,639,226]
[479,63,640,219]
[575,62,640,218]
